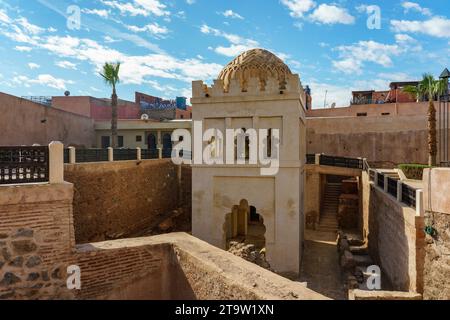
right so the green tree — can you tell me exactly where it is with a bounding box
[100,62,121,148]
[404,74,447,166]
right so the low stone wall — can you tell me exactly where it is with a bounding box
[422,168,450,300]
[64,160,192,243]
[0,183,75,300]
[366,182,424,293]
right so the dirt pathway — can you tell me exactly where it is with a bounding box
[299,230,347,300]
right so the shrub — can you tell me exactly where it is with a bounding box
[398,164,432,180]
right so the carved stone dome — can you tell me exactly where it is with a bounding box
[218,48,292,92]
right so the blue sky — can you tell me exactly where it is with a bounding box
[0,0,448,108]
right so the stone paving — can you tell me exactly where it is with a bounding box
[299,230,347,300]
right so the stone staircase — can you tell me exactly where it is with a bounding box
[317,183,341,233]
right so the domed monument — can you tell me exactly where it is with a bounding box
[191,49,307,276]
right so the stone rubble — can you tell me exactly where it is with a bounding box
[227,241,272,271]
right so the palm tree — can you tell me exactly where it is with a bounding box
[404,74,447,166]
[100,62,121,148]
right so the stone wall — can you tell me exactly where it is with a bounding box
[0,183,75,300]
[366,182,424,293]
[422,168,450,300]
[0,92,95,147]
[64,160,191,244]
[307,114,429,167]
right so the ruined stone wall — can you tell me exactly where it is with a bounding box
[64,160,192,244]
[422,168,450,300]
[0,183,75,300]
[367,183,424,293]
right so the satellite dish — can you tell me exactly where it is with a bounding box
[64,91,70,96]
[141,114,149,120]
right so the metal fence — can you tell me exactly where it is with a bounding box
[401,183,417,208]
[141,149,159,160]
[387,176,398,198]
[306,154,315,164]
[162,148,172,159]
[0,146,49,185]
[319,155,363,169]
[75,149,109,163]
[377,172,385,190]
[113,149,138,161]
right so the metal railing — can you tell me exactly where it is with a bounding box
[306,154,315,164]
[319,155,363,169]
[75,149,109,163]
[0,146,49,185]
[377,172,385,190]
[141,149,159,160]
[387,176,398,198]
[401,183,417,208]
[113,149,138,161]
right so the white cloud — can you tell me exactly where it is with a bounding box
[28,63,40,69]
[280,0,316,18]
[15,46,33,52]
[309,81,352,108]
[12,74,74,90]
[200,24,259,57]
[332,40,403,74]
[309,4,355,25]
[401,2,432,16]
[81,8,110,18]
[0,9,11,23]
[0,8,223,87]
[186,0,195,4]
[16,17,45,34]
[126,23,169,36]
[391,17,450,38]
[222,10,244,20]
[104,36,120,43]
[55,61,78,70]
[101,0,169,17]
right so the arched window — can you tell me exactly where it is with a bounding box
[147,133,157,150]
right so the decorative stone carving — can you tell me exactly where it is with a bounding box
[218,48,293,92]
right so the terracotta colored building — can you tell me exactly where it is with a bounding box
[52,92,192,121]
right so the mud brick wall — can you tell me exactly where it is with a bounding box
[0,183,75,300]
[64,160,192,244]
[74,240,176,300]
[422,168,450,300]
[367,184,424,293]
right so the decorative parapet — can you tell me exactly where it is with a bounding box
[192,74,304,100]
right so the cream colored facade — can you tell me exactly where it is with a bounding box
[191,49,307,276]
[94,119,191,149]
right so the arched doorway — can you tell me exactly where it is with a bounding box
[147,133,157,150]
[162,133,172,158]
[223,199,266,250]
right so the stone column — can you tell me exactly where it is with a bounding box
[49,141,64,184]
[68,146,76,164]
[107,147,114,162]
[136,147,142,161]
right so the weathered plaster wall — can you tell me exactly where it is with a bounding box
[422,168,450,300]
[306,102,429,118]
[0,92,95,147]
[0,183,75,300]
[306,114,429,167]
[366,182,424,293]
[64,160,191,244]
